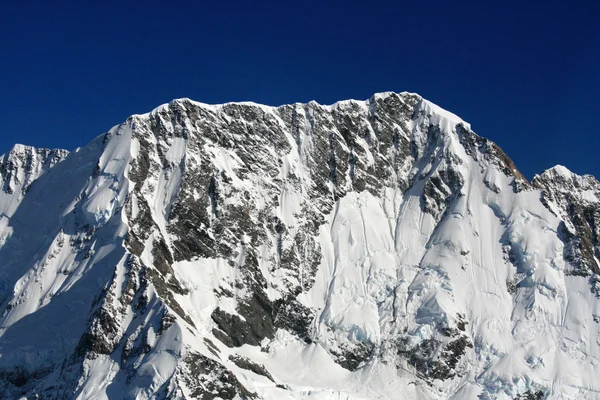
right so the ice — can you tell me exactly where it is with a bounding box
[1,92,600,399]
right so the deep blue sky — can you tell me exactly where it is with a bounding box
[1,1,598,179]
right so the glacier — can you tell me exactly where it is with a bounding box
[0,92,599,399]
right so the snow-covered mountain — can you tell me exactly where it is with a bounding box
[0,92,599,399]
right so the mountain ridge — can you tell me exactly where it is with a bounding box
[0,92,599,399]
[7,93,597,185]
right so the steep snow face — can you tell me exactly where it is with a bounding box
[0,92,599,399]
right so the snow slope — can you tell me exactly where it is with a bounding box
[0,92,599,399]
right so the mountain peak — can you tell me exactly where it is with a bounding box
[1,93,599,399]
[534,164,600,192]
[0,144,69,197]
[2,143,68,158]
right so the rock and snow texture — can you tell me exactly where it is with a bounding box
[0,92,599,399]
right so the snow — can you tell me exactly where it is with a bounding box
[81,125,134,228]
[420,98,471,130]
[1,92,600,399]
[549,164,573,178]
[173,257,240,323]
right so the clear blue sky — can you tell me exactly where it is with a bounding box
[1,1,598,179]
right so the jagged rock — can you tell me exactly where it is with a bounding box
[533,166,600,276]
[180,352,257,399]
[229,354,275,382]
[0,92,598,399]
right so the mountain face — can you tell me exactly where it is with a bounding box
[0,92,599,400]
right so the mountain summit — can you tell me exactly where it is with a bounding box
[0,92,599,399]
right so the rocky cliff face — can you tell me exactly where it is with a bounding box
[0,92,598,399]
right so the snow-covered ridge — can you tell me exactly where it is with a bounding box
[0,92,599,399]
[0,144,68,190]
[0,144,68,217]
[134,91,451,121]
[136,92,426,117]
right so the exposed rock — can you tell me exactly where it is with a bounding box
[0,92,598,399]
[179,352,258,399]
[229,354,275,382]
